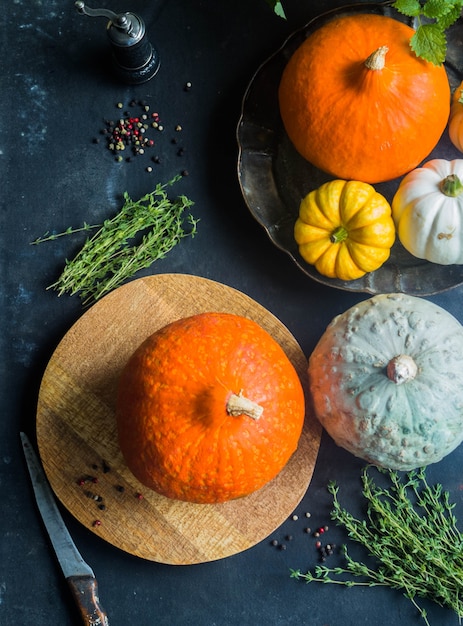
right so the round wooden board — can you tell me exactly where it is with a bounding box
[36,274,322,565]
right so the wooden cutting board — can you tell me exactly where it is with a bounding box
[36,274,322,565]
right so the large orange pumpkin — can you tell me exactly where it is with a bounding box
[278,14,450,183]
[116,312,305,504]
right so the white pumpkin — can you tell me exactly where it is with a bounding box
[392,159,463,265]
[308,293,463,471]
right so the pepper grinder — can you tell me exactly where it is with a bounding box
[75,1,160,84]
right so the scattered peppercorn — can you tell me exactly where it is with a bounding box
[92,520,102,527]
[115,485,125,493]
[271,539,278,546]
[135,492,144,500]
[291,514,298,521]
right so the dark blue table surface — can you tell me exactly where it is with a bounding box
[2,1,463,625]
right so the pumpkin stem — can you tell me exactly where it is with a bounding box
[330,225,348,244]
[364,46,388,71]
[439,174,463,198]
[387,355,418,385]
[226,390,263,420]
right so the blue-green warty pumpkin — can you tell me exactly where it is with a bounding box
[308,293,463,470]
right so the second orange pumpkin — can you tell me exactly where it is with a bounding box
[116,312,305,504]
[278,14,450,183]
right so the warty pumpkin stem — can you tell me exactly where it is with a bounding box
[227,391,263,420]
[364,45,388,71]
[439,174,463,198]
[386,354,418,385]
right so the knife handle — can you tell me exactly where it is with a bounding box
[67,575,109,625]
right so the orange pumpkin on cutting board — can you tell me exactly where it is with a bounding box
[278,13,450,183]
[116,312,305,504]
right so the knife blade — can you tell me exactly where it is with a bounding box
[20,432,109,626]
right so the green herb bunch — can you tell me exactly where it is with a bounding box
[266,0,462,65]
[393,0,463,64]
[32,176,198,305]
[291,466,463,625]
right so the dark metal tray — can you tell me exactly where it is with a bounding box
[237,2,463,295]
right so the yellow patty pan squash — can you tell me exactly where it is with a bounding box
[294,180,395,281]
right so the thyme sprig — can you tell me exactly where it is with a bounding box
[32,176,198,305]
[291,466,463,625]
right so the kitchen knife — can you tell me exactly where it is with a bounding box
[20,432,109,625]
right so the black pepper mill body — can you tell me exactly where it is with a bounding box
[75,1,160,84]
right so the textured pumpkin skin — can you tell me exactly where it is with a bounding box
[449,81,463,152]
[278,14,450,183]
[116,312,305,503]
[392,159,463,265]
[294,179,395,280]
[308,294,463,471]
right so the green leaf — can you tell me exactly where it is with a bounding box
[423,0,454,18]
[437,1,463,29]
[392,0,422,17]
[410,22,447,65]
[264,0,286,18]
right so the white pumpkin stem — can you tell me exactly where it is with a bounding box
[439,174,463,198]
[387,355,418,385]
[227,390,263,420]
[365,46,388,71]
